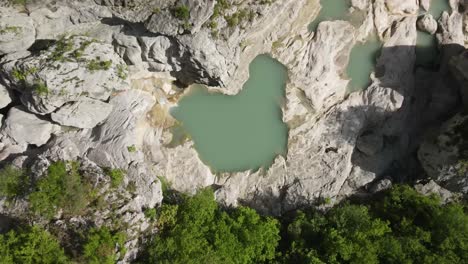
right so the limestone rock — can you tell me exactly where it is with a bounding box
[30,2,113,41]
[145,10,181,36]
[139,35,177,72]
[286,21,356,112]
[351,0,369,10]
[51,98,114,129]
[385,0,419,15]
[369,178,393,193]
[145,0,215,35]
[86,89,155,168]
[0,8,35,55]
[420,0,431,11]
[356,131,384,156]
[0,83,12,109]
[97,0,173,23]
[414,180,456,203]
[1,36,129,114]
[417,14,438,34]
[122,163,163,211]
[437,10,465,46]
[418,113,468,195]
[1,106,58,146]
[113,33,143,66]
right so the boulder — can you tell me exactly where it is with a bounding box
[369,178,393,193]
[414,180,456,203]
[51,98,114,129]
[417,14,438,34]
[1,106,58,146]
[0,83,12,109]
[1,36,129,114]
[420,0,431,11]
[0,8,35,55]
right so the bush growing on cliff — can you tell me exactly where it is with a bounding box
[173,5,190,20]
[29,161,92,219]
[0,166,28,199]
[83,227,126,264]
[0,226,68,264]
[143,188,280,264]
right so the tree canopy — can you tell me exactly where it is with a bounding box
[145,188,280,264]
[279,185,468,264]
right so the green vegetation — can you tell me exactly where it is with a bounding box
[71,39,93,59]
[50,37,74,62]
[0,226,68,264]
[143,188,280,264]
[87,58,112,71]
[144,207,157,221]
[173,5,190,20]
[225,9,251,28]
[29,161,92,219]
[83,227,126,264]
[127,145,137,152]
[279,185,468,263]
[0,166,27,200]
[172,4,191,31]
[116,64,128,79]
[11,67,37,82]
[32,81,49,96]
[0,26,21,35]
[104,168,125,188]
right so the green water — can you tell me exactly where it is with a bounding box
[308,0,350,32]
[416,1,451,66]
[346,36,382,92]
[428,0,451,19]
[416,31,438,66]
[171,55,288,172]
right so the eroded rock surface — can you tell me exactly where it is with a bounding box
[1,106,58,146]
[0,7,35,55]
[0,0,467,262]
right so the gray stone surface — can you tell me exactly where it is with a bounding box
[0,8,35,55]
[0,83,12,109]
[417,14,438,34]
[1,36,129,114]
[51,98,113,128]
[1,106,58,146]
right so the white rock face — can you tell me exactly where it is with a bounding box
[385,0,419,14]
[51,98,113,129]
[1,36,129,115]
[420,0,431,11]
[86,90,156,168]
[1,107,58,146]
[0,8,35,55]
[417,14,438,34]
[281,21,356,112]
[0,83,12,109]
[30,2,112,40]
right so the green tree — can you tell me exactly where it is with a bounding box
[279,185,468,264]
[0,226,68,264]
[29,161,91,219]
[145,188,280,264]
[83,227,126,264]
[0,166,27,199]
